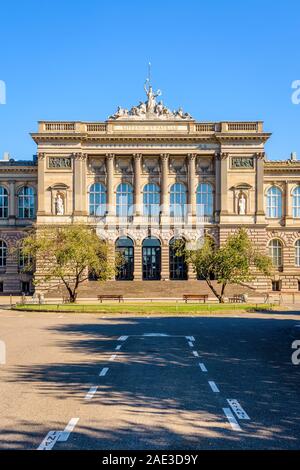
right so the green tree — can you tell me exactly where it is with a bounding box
[181,229,272,303]
[22,224,114,303]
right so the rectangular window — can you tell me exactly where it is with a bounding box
[272,280,281,292]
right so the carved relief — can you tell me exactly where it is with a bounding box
[142,157,160,175]
[231,157,254,169]
[115,157,133,175]
[169,157,187,175]
[88,157,106,174]
[48,157,72,169]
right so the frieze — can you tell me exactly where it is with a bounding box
[231,157,254,169]
[48,156,72,169]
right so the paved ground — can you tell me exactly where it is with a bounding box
[0,309,300,450]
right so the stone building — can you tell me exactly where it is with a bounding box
[1,83,300,294]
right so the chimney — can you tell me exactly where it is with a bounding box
[291,152,297,161]
[3,152,10,161]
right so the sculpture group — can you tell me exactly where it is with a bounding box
[109,78,192,121]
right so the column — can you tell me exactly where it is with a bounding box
[256,152,265,216]
[160,154,169,215]
[36,152,46,216]
[133,241,143,280]
[73,153,83,215]
[187,153,197,216]
[106,154,114,215]
[161,242,170,281]
[214,152,221,218]
[133,153,142,215]
[220,152,229,216]
[8,180,16,219]
[81,153,88,215]
[285,180,293,225]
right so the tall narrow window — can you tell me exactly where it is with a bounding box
[0,240,7,267]
[116,183,133,217]
[292,186,300,218]
[196,183,213,217]
[89,183,106,216]
[0,186,8,218]
[268,239,283,268]
[295,240,300,267]
[266,186,282,218]
[143,183,160,216]
[170,183,187,217]
[18,186,35,219]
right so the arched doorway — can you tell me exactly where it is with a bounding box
[142,237,161,280]
[169,238,188,280]
[115,237,134,280]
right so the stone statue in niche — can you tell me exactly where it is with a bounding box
[238,193,246,215]
[55,193,64,215]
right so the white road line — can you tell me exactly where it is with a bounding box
[208,381,220,393]
[188,341,194,348]
[199,362,207,372]
[99,367,109,376]
[58,417,79,442]
[118,335,128,341]
[192,350,199,357]
[115,344,122,350]
[186,336,195,342]
[223,407,242,431]
[37,431,62,450]
[109,354,117,361]
[85,386,98,400]
[227,399,250,420]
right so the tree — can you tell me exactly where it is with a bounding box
[22,224,114,303]
[180,229,272,303]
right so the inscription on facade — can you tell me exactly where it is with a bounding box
[48,157,72,169]
[231,157,254,168]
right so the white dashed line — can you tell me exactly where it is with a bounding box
[58,417,79,442]
[99,367,109,377]
[188,341,194,347]
[118,336,128,341]
[199,362,207,372]
[85,386,98,400]
[227,399,250,420]
[192,350,199,357]
[37,431,62,450]
[208,381,220,393]
[223,407,242,431]
[115,344,122,350]
[109,354,117,361]
[186,336,195,342]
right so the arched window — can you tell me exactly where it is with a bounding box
[266,186,282,218]
[169,238,188,280]
[143,183,160,216]
[196,183,213,217]
[89,183,106,216]
[170,183,187,217]
[295,240,300,267]
[292,186,300,218]
[142,237,161,280]
[115,237,134,280]
[0,240,7,267]
[116,183,133,217]
[18,186,35,219]
[268,239,283,267]
[0,186,8,218]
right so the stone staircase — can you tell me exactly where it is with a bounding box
[45,280,254,299]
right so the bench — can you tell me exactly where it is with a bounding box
[228,295,245,303]
[97,294,124,303]
[183,294,208,303]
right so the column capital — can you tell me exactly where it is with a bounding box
[187,153,197,161]
[133,153,143,159]
[256,151,265,160]
[37,152,46,161]
[105,153,115,160]
[160,153,169,161]
[220,152,229,160]
[73,152,84,161]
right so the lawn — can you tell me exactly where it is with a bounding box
[14,303,274,315]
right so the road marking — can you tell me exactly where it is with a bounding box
[37,431,62,450]
[58,417,79,442]
[109,354,117,361]
[227,399,250,420]
[199,362,207,372]
[223,407,242,431]
[115,344,122,350]
[192,350,199,357]
[118,336,128,341]
[208,381,220,393]
[99,367,109,376]
[85,386,98,400]
[143,333,169,337]
[186,336,195,341]
[188,341,194,348]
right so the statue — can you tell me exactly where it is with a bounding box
[55,193,64,215]
[144,78,161,113]
[238,194,246,215]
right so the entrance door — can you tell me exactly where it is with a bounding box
[142,237,161,280]
[116,237,134,280]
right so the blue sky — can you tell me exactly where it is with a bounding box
[0,0,299,161]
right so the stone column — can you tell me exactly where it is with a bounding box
[214,152,221,218]
[8,180,16,219]
[73,153,83,215]
[285,180,293,225]
[133,154,142,215]
[220,152,229,216]
[187,153,197,216]
[256,152,265,216]
[37,152,46,216]
[160,154,169,215]
[81,153,88,215]
[161,242,170,281]
[106,154,115,215]
[133,241,143,280]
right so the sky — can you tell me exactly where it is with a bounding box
[0,0,299,161]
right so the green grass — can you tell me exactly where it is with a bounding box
[13,302,274,315]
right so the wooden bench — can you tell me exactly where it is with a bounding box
[97,294,124,303]
[228,295,245,303]
[183,294,208,304]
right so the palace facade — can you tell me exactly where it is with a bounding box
[1,85,300,294]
